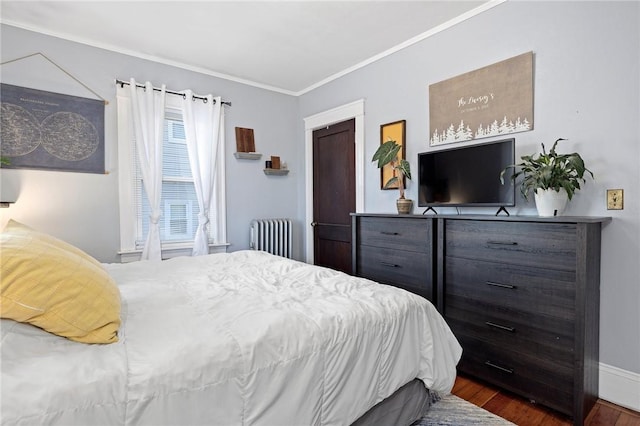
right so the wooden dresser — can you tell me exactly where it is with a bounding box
[351,213,610,425]
[351,214,435,303]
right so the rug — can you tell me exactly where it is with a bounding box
[412,394,516,425]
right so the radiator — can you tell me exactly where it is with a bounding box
[250,218,293,258]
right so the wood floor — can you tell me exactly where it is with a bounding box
[453,374,640,425]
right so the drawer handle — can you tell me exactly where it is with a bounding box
[486,281,517,290]
[485,321,515,333]
[380,231,400,236]
[380,262,400,268]
[487,240,518,246]
[485,361,514,374]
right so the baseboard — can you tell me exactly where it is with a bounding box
[599,362,640,412]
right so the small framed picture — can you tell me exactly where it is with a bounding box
[235,127,255,152]
[379,120,406,189]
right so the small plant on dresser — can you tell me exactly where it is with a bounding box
[372,139,413,214]
[500,138,593,216]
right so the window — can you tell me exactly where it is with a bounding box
[135,115,202,244]
[164,200,194,239]
[117,89,227,262]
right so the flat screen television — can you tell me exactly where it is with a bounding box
[418,138,515,210]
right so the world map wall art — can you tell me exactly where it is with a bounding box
[0,83,105,173]
[429,51,534,146]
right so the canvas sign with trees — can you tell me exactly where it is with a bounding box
[429,51,533,146]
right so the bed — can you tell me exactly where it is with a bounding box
[0,221,462,426]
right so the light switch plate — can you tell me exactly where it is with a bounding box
[607,189,624,210]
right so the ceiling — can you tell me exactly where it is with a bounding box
[0,1,500,95]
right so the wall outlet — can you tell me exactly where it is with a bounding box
[607,189,624,210]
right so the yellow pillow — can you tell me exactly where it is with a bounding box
[0,220,121,344]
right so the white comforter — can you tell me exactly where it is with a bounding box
[1,250,461,426]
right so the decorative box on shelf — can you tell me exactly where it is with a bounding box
[233,152,262,160]
[263,168,289,176]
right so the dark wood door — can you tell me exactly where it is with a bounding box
[312,119,355,274]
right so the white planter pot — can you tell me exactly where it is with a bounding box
[534,188,568,217]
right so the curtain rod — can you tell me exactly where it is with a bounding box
[115,79,231,106]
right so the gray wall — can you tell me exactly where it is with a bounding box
[0,24,304,262]
[299,1,640,374]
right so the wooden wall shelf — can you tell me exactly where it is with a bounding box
[234,152,262,160]
[263,168,289,176]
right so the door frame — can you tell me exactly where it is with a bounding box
[304,99,365,263]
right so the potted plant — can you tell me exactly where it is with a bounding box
[372,138,413,214]
[500,138,594,216]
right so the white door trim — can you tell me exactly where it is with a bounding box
[303,99,365,263]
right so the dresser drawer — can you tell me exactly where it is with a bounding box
[444,257,576,319]
[358,217,431,252]
[445,220,577,271]
[456,334,574,416]
[445,299,575,358]
[357,245,432,299]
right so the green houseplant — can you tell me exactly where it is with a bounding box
[372,139,413,214]
[500,138,594,216]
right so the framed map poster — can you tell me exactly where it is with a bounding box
[0,83,105,173]
[429,51,533,146]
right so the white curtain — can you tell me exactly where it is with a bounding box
[129,79,166,261]
[181,91,223,256]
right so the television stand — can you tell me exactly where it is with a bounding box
[422,207,438,215]
[495,206,510,216]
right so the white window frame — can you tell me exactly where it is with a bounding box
[117,92,228,262]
